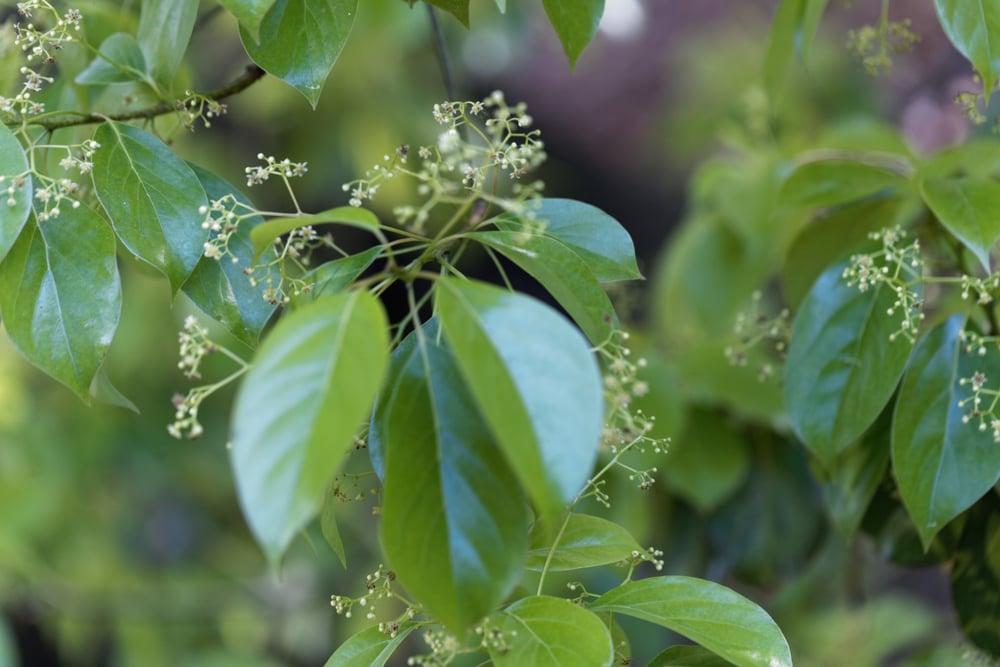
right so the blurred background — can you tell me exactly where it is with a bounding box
[0,0,997,665]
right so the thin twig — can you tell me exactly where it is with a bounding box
[10,64,267,131]
[425,4,457,101]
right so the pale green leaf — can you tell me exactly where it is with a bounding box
[75,33,148,86]
[137,0,199,87]
[324,624,416,667]
[526,513,642,572]
[934,0,1000,102]
[650,645,733,667]
[219,0,278,40]
[320,479,346,567]
[920,175,1000,272]
[778,158,910,209]
[297,247,381,304]
[663,409,750,513]
[489,596,614,667]
[230,291,388,562]
[0,124,31,262]
[541,0,605,66]
[763,0,830,100]
[250,206,380,258]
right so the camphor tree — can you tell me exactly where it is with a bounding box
[0,0,798,666]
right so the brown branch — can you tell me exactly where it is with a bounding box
[19,64,267,132]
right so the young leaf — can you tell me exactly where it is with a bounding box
[821,408,891,539]
[525,513,642,572]
[763,0,829,100]
[250,206,380,258]
[374,322,529,634]
[649,645,732,667]
[0,124,31,262]
[934,0,1000,103]
[89,366,139,414]
[590,577,792,667]
[435,278,604,519]
[92,122,209,292]
[219,0,278,41]
[137,0,199,87]
[488,596,614,667]
[541,0,605,66]
[323,623,416,667]
[75,33,148,86]
[785,260,916,468]
[297,247,381,304]
[182,164,278,346]
[891,317,1000,548]
[778,159,910,209]
[949,497,1000,656]
[240,0,359,108]
[230,291,388,562]
[0,208,121,402]
[472,230,617,344]
[500,199,641,283]
[320,479,347,567]
[920,175,1000,272]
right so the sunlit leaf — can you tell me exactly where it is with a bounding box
[525,513,642,572]
[137,0,198,87]
[489,596,614,667]
[323,624,416,667]
[250,206,380,258]
[0,124,31,262]
[219,0,278,41]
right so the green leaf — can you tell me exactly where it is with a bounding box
[0,123,31,261]
[488,596,614,667]
[0,207,121,402]
[949,497,1000,656]
[500,199,641,283]
[920,175,1000,272]
[662,409,749,513]
[590,577,792,667]
[75,33,147,86]
[891,317,1000,547]
[219,0,278,41]
[778,159,910,209]
[374,322,529,634]
[137,0,199,87]
[934,0,1000,102]
[92,121,209,292]
[526,513,641,572]
[240,0,359,108]
[650,645,733,667]
[434,278,604,519]
[230,291,388,562]
[298,247,380,303]
[250,206,380,258]
[323,623,416,667]
[320,479,346,567]
[182,164,278,346]
[785,260,916,468]
[494,0,506,12]
[423,0,470,27]
[472,230,617,344]
[89,366,139,413]
[763,0,830,100]
[821,406,891,539]
[541,0,605,66]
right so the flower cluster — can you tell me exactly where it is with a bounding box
[406,630,463,666]
[330,564,417,645]
[177,92,228,130]
[245,153,308,189]
[0,175,28,208]
[847,14,919,76]
[199,194,255,262]
[725,290,790,382]
[342,92,546,234]
[842,227,924,342]
[958,370,1000,443]
[13,1,81,64]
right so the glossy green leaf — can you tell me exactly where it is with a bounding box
[785,260,916,468]
[92,122,208,292]
[950,497,1000,656]
[541,0,605,66]
[0,124,31,262]
[526,513,642,572]
[821,406,891,539]
[182,164,277,346]
[219,0,278,40]
[763,0,830,99]
[298,247,380,303]
[230,291,388,562]
[662,409,750,513]
[0,207,121,402]
[892,317,1000,547]
[920,175,1000,272]
[323,623,416,667]
[472,230,617,344]
[591,577,792,667]
[240,0,359,108]
[75,33,147,86]
[934,0,1000,102]
[422,0,470,26]
[320,479,346,567]
[137,0,198,87]
[778,159,910,209]
[501,199,641,283]
[650,645,733,667]
[489,596,614,667]
[435,278,603,519]
[374,322,529,634]
[250,206,380,258]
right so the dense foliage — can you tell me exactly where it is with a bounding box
[0,0,998,665]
